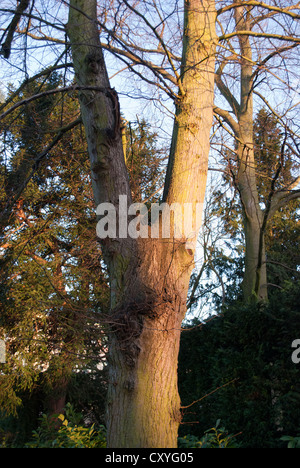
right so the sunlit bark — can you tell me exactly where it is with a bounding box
[68,0,216,447]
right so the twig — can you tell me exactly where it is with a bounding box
[181,378,239,409]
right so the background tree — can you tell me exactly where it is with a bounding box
[124,118,166,203]
[214,1,300,302]
[254,108,300,289]
[179,106,300,448]
[189,107,300,313]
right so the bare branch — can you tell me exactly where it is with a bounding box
[219,30,300,44]
[215,72,240,117]
[0,62,72,113]
[213,106,240,135]
[1,0,31,59]
[121,0,184,94]
[217,1,300,20]
[269,188,300,217]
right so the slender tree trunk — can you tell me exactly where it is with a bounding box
[236,129,268,302]
[234,4,268,302]
[68,0,216,447]
[240,178,268,302]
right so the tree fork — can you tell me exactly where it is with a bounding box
[68,0,216,447]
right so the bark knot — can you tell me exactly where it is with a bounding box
[110,287,159,368]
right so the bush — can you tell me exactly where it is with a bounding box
[178,420,239,448]
[178,283,300,448]
[25,403,106,448]
[281,433,300,448]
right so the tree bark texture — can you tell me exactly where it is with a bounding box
[68,0,216,447]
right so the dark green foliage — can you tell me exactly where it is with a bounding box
[179,283,300,448]
[0,73,109,431]
[0,387,43,447]
[24,403,107,448]
[178,419,239,448]
[125,118,166,204]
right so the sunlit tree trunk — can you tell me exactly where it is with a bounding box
[215,3,268,302]
[68,0,216,447]
[234,5,268,302]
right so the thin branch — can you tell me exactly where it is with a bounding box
[187,261,207,309]
[215,55,241,116]
[121,0,184,95]
[251,42,299,81]
[0,8,66,32]
[266,260,300,274]
[217,1,300,20]
[181,378,239,409]
[268,188,300,218]
[219,30,300,44]
[101,43,178,99]
[0,62,72,113]
[0,85,122,122]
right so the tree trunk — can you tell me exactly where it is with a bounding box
[234,4,268,302]
[236,125,268,302]
[68,0,216,447]
[106,237,193,447]
[242,203,268,302]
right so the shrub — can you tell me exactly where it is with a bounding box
[25,403,106,448]
[281,434,300,448]
[178,420,239,448]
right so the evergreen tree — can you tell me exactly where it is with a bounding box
[254,109,300,288]
[124,119,166,204]
[0,75,108,441]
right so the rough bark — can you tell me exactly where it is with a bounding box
[107,237,193,447]
[68,0,216,447]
